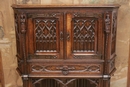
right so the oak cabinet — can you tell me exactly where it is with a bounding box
[12,4,120,87]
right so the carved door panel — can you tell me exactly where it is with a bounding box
[27,13,64,59]
[66,13,104,59]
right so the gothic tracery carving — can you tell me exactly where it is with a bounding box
[34,18,58,52]
[32,78,100,87]
[87,79,100,87]
[28,13,57,18]
[72,18,97,52]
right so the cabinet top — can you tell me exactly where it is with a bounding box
[12,4,120,9]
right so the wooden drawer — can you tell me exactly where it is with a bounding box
[28,59,104,78]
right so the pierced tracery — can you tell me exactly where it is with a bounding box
[72,18,97,52]
[32,78,100,87]
[34,18,58,52]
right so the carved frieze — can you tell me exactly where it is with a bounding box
[73,12,102,18]
[31,64,101,75]
[28,13,57,18]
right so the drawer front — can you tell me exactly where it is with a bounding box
[28,62,103,77]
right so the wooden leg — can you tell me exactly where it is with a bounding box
[103,79,110,87]
[23,77,29,87]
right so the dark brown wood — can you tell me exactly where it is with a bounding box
[12,4,120,87]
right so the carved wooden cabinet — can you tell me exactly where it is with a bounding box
[12,4,120,87]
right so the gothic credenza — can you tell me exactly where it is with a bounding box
[12,4,120,87]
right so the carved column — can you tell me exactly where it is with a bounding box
[19,13,29,87]
[103,12,111,87]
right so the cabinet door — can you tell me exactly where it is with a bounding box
[66,12,104,59]
[27,13,64,59]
